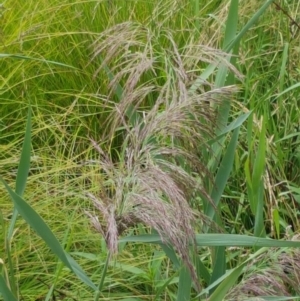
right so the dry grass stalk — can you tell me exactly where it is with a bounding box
[85,21,238,292]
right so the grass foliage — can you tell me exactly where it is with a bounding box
[1,0,300,300]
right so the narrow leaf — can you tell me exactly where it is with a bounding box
[0,275,17,301]
[15,108,31,196]
[176,266,191,301]
[0,53,77,69]
[120,233,300,248]
[209,111,252,144]
[207,247,267,301]
[189,0,274,91]
[1,181,97,290]
[205,127,240,221]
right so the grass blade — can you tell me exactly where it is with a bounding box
[158,243,180,270]
[214,0,238,87]
[15,108,31,197]
[0,275,17,301]
[206,247,269,301]
[208,0,241,277]
[209,246,225,292]
[6,108,32,296]
[210,111,252,143]
[120,233,300,248]
[176,265,191,301]
[276,82,300,98]
[1,181,97,290]
[225,0,275,52]
[0,54,77,69]
[195,255,211,285]
[7,108,32,239]
[189,0,274,91]
[205,127,240,221]
[207,262,245,301]
[246,116,266,238]
[94,253,110,301]
[196,234,300,248]
[261,297,300,301]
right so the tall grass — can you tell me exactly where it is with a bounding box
[2,0,300,300]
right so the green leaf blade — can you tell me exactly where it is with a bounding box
[2,180,97,291]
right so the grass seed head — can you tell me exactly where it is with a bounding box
[225,242,300,300]
[86,20,239,291]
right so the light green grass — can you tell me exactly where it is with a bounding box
[1,0,300,300]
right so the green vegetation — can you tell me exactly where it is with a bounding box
[1,0,300,300]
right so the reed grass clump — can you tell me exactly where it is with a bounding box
[84,21,238,290]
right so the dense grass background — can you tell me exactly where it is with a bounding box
[2,0,300,300]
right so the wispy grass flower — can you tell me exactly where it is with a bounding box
[225,238,300,300]
[85,21,238,290]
